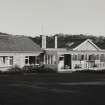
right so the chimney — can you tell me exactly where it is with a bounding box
[41,35,46,49]
[55,35,58,48]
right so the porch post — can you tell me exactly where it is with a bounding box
[99,54,101,69]
[71,54,73,70]
[47,55,48,64]
[87,54,89,70]
[49,55,51,64]
[43,54,46,64]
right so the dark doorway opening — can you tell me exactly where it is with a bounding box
[64,54,71,69]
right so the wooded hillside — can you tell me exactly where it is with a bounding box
[29,34,105,49]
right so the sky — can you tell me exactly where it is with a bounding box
[0,0,105,36]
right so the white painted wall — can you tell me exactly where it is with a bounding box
[0,52,41,71]
[58,60,64,70]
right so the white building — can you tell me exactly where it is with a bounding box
[42,35,105,72]
[0,34,42,71]
[0,33,105,72]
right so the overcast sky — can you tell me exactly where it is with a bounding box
[0,0,105,36]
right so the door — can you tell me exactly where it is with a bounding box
[64,54,71,69]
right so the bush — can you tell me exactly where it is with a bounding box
[35,66,56,73]
[75,69,105,74]
[74,64,81,69]
[8,65,23,74]
[23,65,56,73]
[22,65,41,73]
[0,65,56,75]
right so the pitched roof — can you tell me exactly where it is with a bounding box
[65,39,101,50]
[65,39,86,49]
[0,34,41,52]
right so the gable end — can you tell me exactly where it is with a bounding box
[73,39,101,51]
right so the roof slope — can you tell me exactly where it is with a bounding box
[65,39,101,50]
[65,39,86,49]
[0,35,41,52]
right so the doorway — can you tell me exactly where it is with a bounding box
[64,54,71,69]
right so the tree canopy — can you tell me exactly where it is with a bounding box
[29,34,105,49]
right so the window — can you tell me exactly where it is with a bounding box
[88,55,92,61]
[45,55,47,64]
[88,54,95,61]
[51,55,53,64]
[59,56,64,61]
[85,54,88,60]
[78,54,81,60]
[100,54,105,62]
[25,56,39,65]
[48,55,50,64]
[36,56,40,64]
[25,56,29,64]
[9,56,13,65]
[29,56,35,64]
[3,57,6,64]
[73,54,85,61]
[81,55,84,60]
[0,56,13,65]
[96,54,99,60]
[0,56,7,64]
[72,54,77,60]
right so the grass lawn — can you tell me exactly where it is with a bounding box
[0,72,105,105]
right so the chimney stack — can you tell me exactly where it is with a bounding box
[55,35,58,48]
[41,35,46,49]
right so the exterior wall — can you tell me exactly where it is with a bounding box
[71,53,105,71]
[13,54,24,68]
[58,60,64,70]
[0,52,41,71]
[71,60,100,70]
[43,40,105,72]
[57,50,105,72]
[14,53,41,67]
[43,49,58,71]
[44,54,58,70]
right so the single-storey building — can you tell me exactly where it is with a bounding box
[0,34,42,71]
[1,33,105,72]
[41,35,105,72]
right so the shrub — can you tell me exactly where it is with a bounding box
[75,69,105,74]
[74,64,81,69]
[8,65,23,74]
[22,65,56,73]
[22,65,40,73]
[35,66,56,73]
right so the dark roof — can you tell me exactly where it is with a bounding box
[65,39,86,49]
[0,35,41,52]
